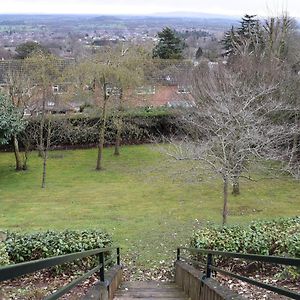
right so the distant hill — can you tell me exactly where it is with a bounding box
[151,11,239,20]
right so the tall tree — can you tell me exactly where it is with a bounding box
[153,27,185,59]
[3,61,33,170]
[222,14,263,57]
[67,45,145,168]
[264,15,297,60]
[66,50,116,171]
[111,45,145,156]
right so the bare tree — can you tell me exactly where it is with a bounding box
[66,52,114,171]
[24,53,61,158]
[262,16,300,179]
[24,53,63,188]
[111,45,146,156]
[270,65,300,179]
[66,45,145,169]
[27,115,71,188]
[165,60,280,225]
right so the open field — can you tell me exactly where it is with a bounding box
[0,145,299,268]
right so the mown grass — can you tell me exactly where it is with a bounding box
[0,145,299,267]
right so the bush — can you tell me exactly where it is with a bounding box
[190,217,300,277]
[4,229,112,272]
[191,217,300,256]
[0,242,10,266]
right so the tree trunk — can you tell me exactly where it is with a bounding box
[96,83,108,171]
[288,114,300,178]
[114,88,123,156]
[232,175,240,195]
[23,142,29,171]
[41,148,47,189]
[96,123,105,170]
[13,135,23,171]
[114,122,122,156]
[222,176,229,225]
[41,119,51,188]
[38,98,46,157]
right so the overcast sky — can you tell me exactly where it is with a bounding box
[0,0,299,18]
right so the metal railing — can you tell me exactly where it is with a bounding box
[0,246,120,300]
[177,247,300,300]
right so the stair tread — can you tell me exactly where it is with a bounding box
[114,295,188,300]
[114,281,187,300]
[117,288,184,292]
[115,291,186,296]
[120,281,176,288]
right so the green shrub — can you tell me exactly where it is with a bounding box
[191,217,300,256]
[0,242,10,266]
[191,217,300,277]
[4,229,112,272]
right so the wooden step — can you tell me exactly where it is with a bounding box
[115,291,187,297]
[114,296,188,300]
[114,281,188,300]
[114,298,188,300]
[120,281,177,289]
[117,288,184,293]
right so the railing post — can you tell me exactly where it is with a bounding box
[117,247,120,265]
[99,252,105,282]
[206,253,212,278]
[177,248,180,261]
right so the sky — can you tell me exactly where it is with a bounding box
[0,0,299,18]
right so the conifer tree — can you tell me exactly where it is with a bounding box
[152,27,184,59]
[222,14,263,56]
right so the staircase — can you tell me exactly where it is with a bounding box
[114,281,189,300]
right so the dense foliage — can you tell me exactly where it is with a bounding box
[0,94,25,145]
[152,27,185,59]
[15,41,50,59]
[0,243,10,266]
[191,217,299,278]
[191,217,299,257]
[0,229,112,270]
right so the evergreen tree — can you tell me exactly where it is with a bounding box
[222,26,239,56]
[222,14,263,56]
[195,47,203,59]
[152,27,184,59]
[15,41,50,59]
[238,14,259,37]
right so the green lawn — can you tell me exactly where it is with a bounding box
[0,145,299,267]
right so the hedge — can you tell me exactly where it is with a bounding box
[191,217,299,257]
[0,229,112,272]
[0,108,177,151]
[190,217,300,278]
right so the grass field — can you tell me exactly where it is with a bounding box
[0,145,299,268]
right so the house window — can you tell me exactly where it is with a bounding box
[52,85,60,93]
[136,86,155,95]
[106,86,121,96]
[177,85,191,94]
